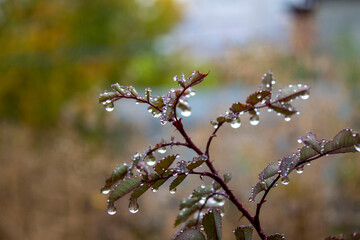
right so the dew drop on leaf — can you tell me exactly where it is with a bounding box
[300,93,310,100]
[230,117,241,129]
[281,176,290,185]
[101,188,111,195]
[297,138,302,144]
[151,187,158,193]
[248,197,255,202]
[249,115,259,126]
[355,144,360,152]
[107,203,117,215]
[157,147,167,154]
[296,167,304,174]
[170,188,176,194]
[284,116,291,122]
[105,103,114,112]
[128,200,139,214]
[181,110,191,117]
[146,154,156,166]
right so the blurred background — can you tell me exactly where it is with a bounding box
[1,0,360,239]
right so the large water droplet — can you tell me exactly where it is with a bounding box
[146,154,156,166]
[249,115,259,126]
[157,147,166,154]
[107,203,117,215]
[355,144,360,152]
[170,188,176,194]
[284,116,291,122]
[248,197,255,202]
[296,167,304,174]
[151,187,158,193]
[297,138,302,144]
[300,93,309,100]
[281,176,290,185]
[105,102,114,112]
[181,110,191,117]
[128,200,139,214]
[230,117,241,129]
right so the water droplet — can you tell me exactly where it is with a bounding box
[267,108,273,112]
[249,115,259,126]
[300,93,309,100]
[296,167,304,174]
[284,116,291,122]
[181,110,191,117]
[101,188,111,195]
[257,94,262,99]
[271,80,276,85]
[173,75,178,81]
[355,144,360,152]
[307,162,311,166]
[248,197,255,202]
[105,102,114,112]
[297,138,302,144]
[146,154,156,166]
[157,147,166,154]
[151,187,158,193]
[170,188,176,194]
[230,117,241,129]
[128,200,139,214]
[281,176,290,185]
[106,99,112,104]
[213,124,218,129]
[107,203,117,215]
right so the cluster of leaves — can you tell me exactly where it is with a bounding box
[99,70,360,240]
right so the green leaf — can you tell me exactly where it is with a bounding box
[111,83,126,95]
[145,88,152,101]
[234,225,253,240]
[175,204,199,226]
[324,129,360,154]
[188,71,208,87]
[187,158,206,171]
[230,102,253,114]
[249,176,277,201]
[108,177,142,204]
[300,132,322,153]
[266,233,285,240]
[101,164,128,193]
[174,228,206,240]
[193,185,213,198]
[246,90,271,106]
[224,172,232,183]
[203,209,222,240]
[98,91,119,103]
[170,175,187,191]
[155,155,177,176]
[259,162,278,181]
[130,183,152,201]
[180,196,201,210]
[260,71,274,91]
[275,84,310,103]
[299,145,318,161]
[152,178,168,190]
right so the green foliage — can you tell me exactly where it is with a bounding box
[99,70,360,239]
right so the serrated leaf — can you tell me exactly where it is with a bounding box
[275,84,309,103]
[234,225,253,240]
[203,209,222,240]
[246,90,271,106]
[260,71,274,91]
[108,177,142,204]
[278,154,301,177]
[269,102,297,116]
[193,185,213,198]
[173,228,206,240]
[259,162,278,181]
[230,102,253,113]
[300,132,322,153]
[170,175,187,191]
[101,164,128,192]
[152,178,168,190]
[188,71,208,87]
[130,183,152,201]
[324,129,360,154]
[299,145,318,161]
[98,91,119,103]
[266,233,285,240]
[155,155,177,176]
[180,196,201,210]
[175,204,199,226]
[187,159,206,170]
[111,83,126,95]
[250,176,277,201]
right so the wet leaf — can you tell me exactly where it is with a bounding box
[101,164,128,193]
[188,71,208,87]
[325,233,360,240]
[130,183,152,201]
[266,233,285,240]
[278,154,301,177]
[203,209,222,240]
[250,176,277,201]
[224,172,232,183]
[269,102,297,116]
[180,196,201,210]
[187,159,206,171]
[275,84,309,103]
[173,228,206,240]
[324,129,360,154]
[152,178,168,190]
[230,102,253,114]
[155,155,177,176]
[175,204,199,226]
[111,83,126,95]
[300,132,322,153]
[234,225,253,240]
[259,162,278,181]
[193,185,213,198]
[246,90,271,106]
[170,175,187,191]
[260,71,274,91]
[98,91,119,103]
[108,177,142,204]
